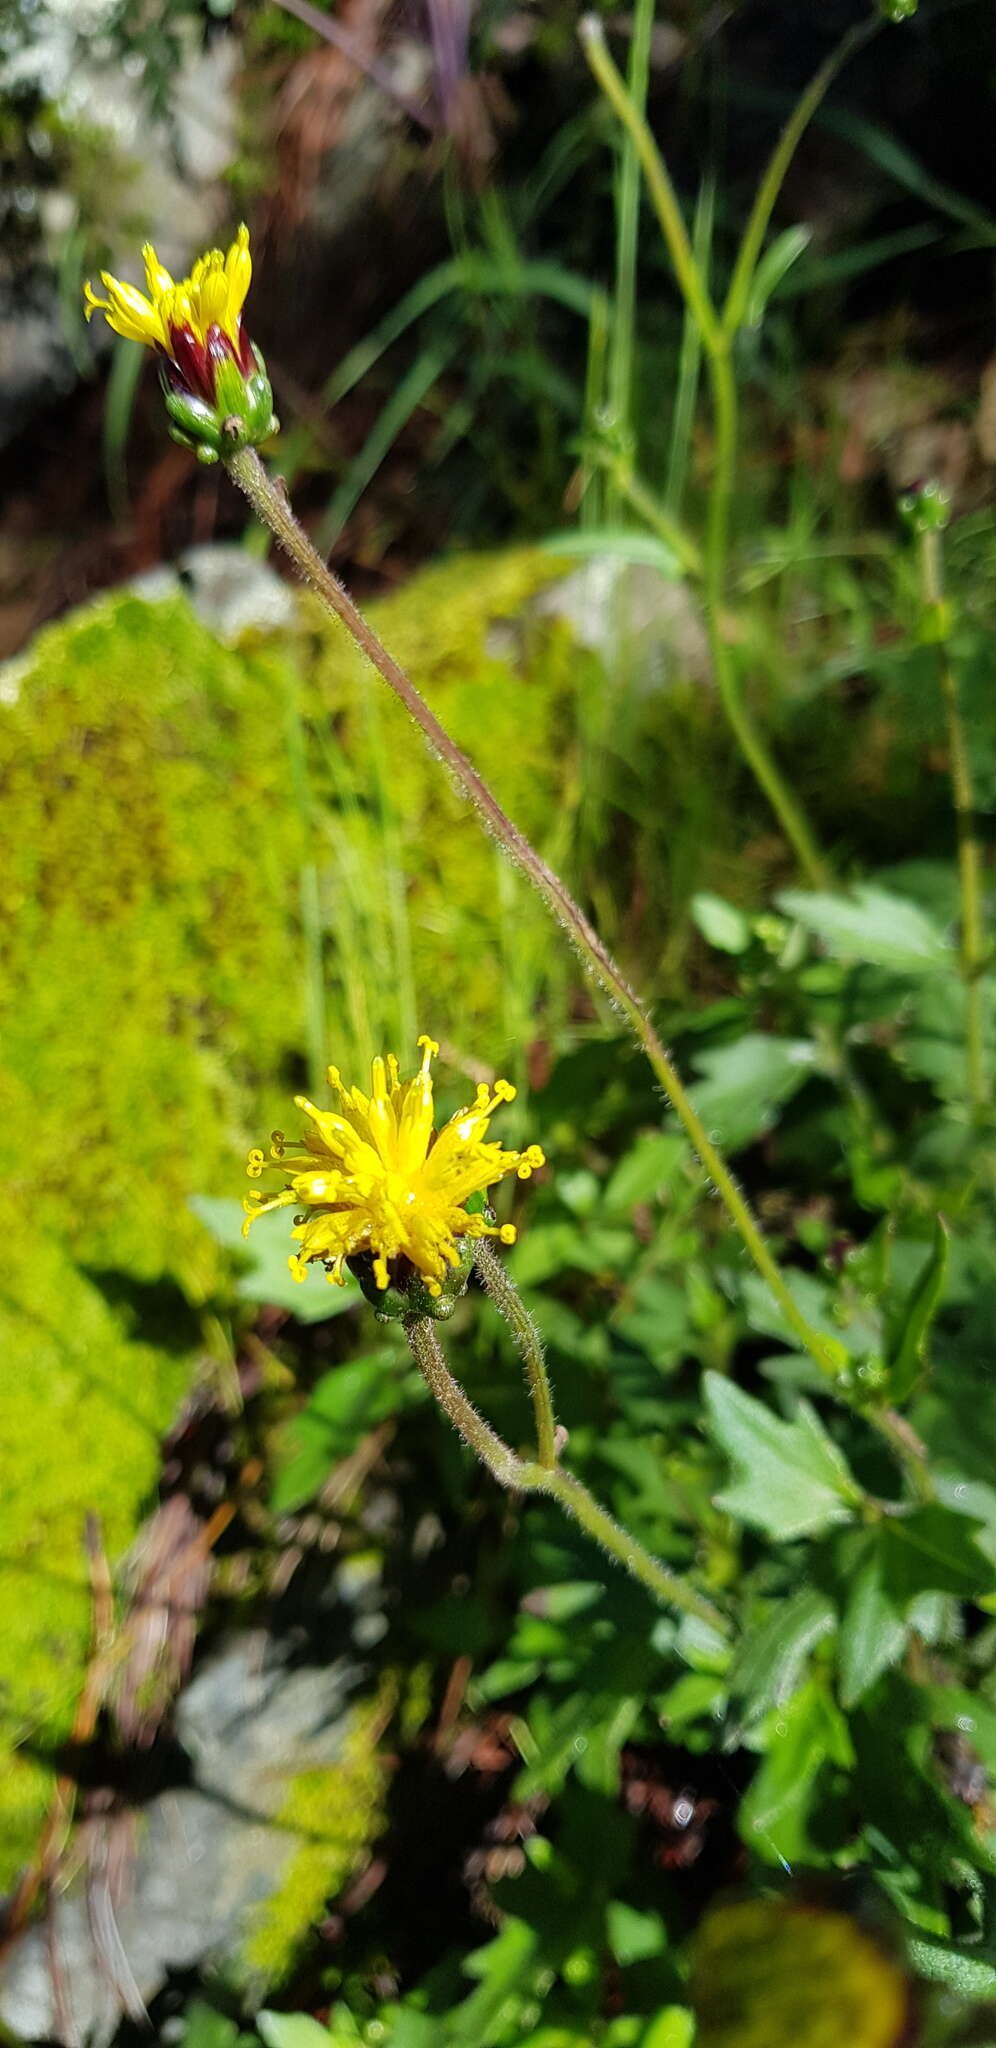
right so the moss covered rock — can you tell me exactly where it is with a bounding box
[0,545,579,1891]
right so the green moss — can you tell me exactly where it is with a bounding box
[0,1210,190,1888]
[0,544,577,1888]
[242,1686,391,1983]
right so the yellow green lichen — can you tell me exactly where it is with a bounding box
[242,1683,393,1982]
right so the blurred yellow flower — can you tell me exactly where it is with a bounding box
[244,1036,544,1298]
[84,225,253,358]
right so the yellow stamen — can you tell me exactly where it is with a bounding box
[243,1038,542,1297]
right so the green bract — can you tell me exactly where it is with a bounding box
[161,345,279,466]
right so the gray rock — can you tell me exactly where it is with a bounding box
[131,544,300,644]
[0,12,239,446]
[0,1634,369,2044]
[529,554,711,692]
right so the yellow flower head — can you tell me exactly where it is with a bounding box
[83,226,276,465]
[84,225,253,359]
[244,1036,544,1302]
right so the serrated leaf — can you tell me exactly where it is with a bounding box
[778,884,952,975]
[687,1034,817,1150]
[886,1215,950,1400]
[704,1373,862,1539]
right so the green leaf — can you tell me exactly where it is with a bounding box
[271,1348,415,1513]
[739,1678,854,1868]
[637,2015,695,2048]
[687,1034,817,1151]
[905,1939,996,1996]
[182,2004,258,2048]
[258,2018,333,2048]
[704,1373,862,1540]
[606,1900,667,1966]
[542,526,682,577]
[603,1132,687,1212]
[729,1588,837,1723]
[879,1506,995,1603]
[885,1215,950,1400]
[778,884,953,975]
[744,223,813,327]
[690,892,751,954]
[837,1541,908,1709]
[928,1685,996,1773]
[190,1196,357,1324]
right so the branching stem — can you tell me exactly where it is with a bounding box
[404,1317,727,1631]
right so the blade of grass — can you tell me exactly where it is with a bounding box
[103,337,144,527]
[606,0,655,521]
[314,338,458,554]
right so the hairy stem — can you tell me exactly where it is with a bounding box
[404,1317,727,1630]
[473,1237,557,1468]
[226,446,845,1381]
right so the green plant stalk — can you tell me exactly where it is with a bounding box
[588,451,703,576]
[226,446,846,1383]
[579,17,721,355]
[580,16,830,890]
[703,345,830,889]
[919,527,987,1113]
[473,1237,557,1468]
[665,176,713,518]
[405,1316,726,1630]
[605,0,655,519]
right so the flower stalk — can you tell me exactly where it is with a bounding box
[473,1237,557,1469]
[225,444,847,1384]
[404,1316,727,1632]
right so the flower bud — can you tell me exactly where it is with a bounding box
[898,478,951,536]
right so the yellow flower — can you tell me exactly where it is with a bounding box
[83,226,276,465]
[244,1037,545,1300]
[84,225,253,358]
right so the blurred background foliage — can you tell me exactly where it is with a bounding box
[3,2,996,2045]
